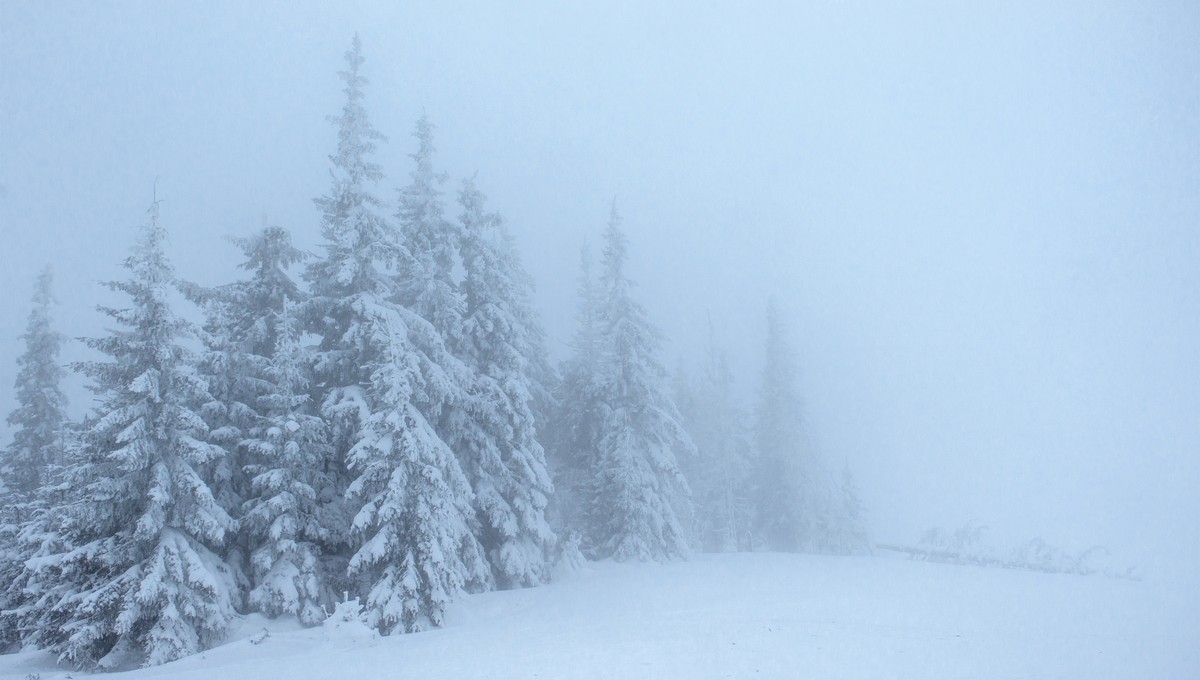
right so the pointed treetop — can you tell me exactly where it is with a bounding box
[601,200,630,287]
[4,264,67,496]
[121,190,174,288]
[411,113,437,172]
[397,113,448,228]
[458,175,499,235]
[578,239,593,281]
[32,264,56,307]
[342,33,367,101]
[308,34,392,300]
[330,34,385,186]
[231,225,306,277]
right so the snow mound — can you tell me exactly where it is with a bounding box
[320,598,379,643]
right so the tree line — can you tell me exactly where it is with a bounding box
[0,36,867,670]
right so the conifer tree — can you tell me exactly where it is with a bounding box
[187,225,307,582]
[450,179,555,588]
[394,114,462,344]
[2,267,68,499]
[0,269,69,651]
[306,35,392,315]
[826,465,871,555]
[0,478,74,652]
[302,33,396,564]
[31,199,238,669]
[676,339,754,552]
[342,311,487,633]
[500,228,559,433]
[498,224,559,454]
[240,298,335,625]
[589,204,693,561]
[753,302,822,552]
[547,245,605,542]
[304,35,486,633]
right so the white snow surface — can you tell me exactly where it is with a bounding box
[3,552,1195,679]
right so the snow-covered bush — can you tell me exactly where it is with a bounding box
[910,523,1137,579]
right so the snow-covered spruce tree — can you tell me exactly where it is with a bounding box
[240,298,335,625]
[302,33,395,581]
[497,217,560,561]
[0,470,76,653]
[546,244,605,544]
[304,35,486,633]
[449,178,555,588]
[1,267,70,647]
[343,309,488,633]
[589,204,693,561]
[752,302,826,552]
[32,199,238,669]
[185,225,307,586]
[391,117,508,594]
[2,266,68,500]
[825,465,871,555]
[676,340,754,553]
[394,114,462,344]
[489,205,558,426]
[496,222,559,437]
[0,533,18,651]
[502,229,560,456]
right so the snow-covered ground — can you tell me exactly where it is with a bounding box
[3,552,1195,679]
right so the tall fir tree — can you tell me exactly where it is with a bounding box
[29,199,238,669]
[676,336,754,553]
[2,266,68,499]
[499,223,559,457]
[753,302,824,552]
[394,114,462,344]
[0,478,73,652]
[306,34,393,313]
[589,204,694,561]
[186,225,307,587]
[302,33,396,568]
[0,266,69,650]
[450,178,555,588]
[825,465,871,555]
[515,291,559,430]
[240,298,335,625]
[391,120,489,581]
[342,309,488,633]
[304,35,487,634]
[547,244,605,543]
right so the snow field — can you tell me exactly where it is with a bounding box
[3,552,1193,679]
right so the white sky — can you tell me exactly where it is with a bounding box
[1,0,1197,569]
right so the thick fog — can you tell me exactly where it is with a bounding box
[1,0,1196,571]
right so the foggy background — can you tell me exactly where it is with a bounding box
[1,1,1196,570]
